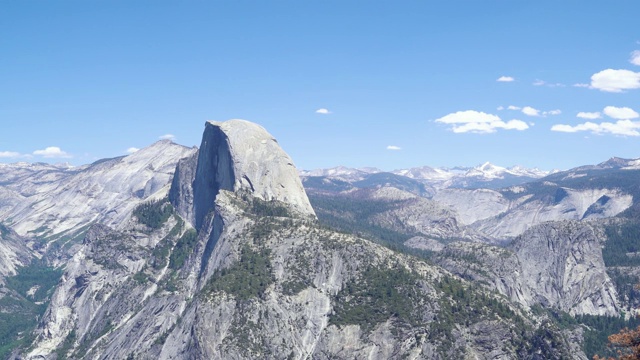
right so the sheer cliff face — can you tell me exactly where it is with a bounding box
[511,221,619,316]
[436,221,619,316]
[192,122,235,229]
[0,225,31,280]
[190,120,314,229]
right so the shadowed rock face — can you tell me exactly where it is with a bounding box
[169,151,198,227]
[193,123,236,229]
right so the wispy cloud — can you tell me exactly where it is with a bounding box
[551,120,640,136]
[590,69,640,92]
[497,106,505,111]
[315,108,331,115]
[0,151,23,158]
[386,145,401,150]
[630,50,640,66]
[33,146,71,158]
[497,76,514,82]
[435,110,529,134]
[159,134,176,141]
[126,147,140,154]
[533,79,565,87]
[573,83,590,88]
[507,105,560,117]
[577,112,602,120]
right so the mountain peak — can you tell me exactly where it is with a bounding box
[478,161,503,172]
[191,119,315,228]
[598,156,633,169]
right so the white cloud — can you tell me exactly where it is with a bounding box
[573,83,590,88]
[497,106,505,111]
[386,145,401,150]
[497,76,514,82]
[577,112,602,120]
[551,120,640,136]
[603,106,639,120]
[127,147,140,154]
[159,134,175,141]
[0,151,21,158]
[33,146,71,158]
[590,69,640,92]
[522,106,540,117]
[508,105,559,117]
[630,50,640,66]
[532,79,564,87]
[315,108,331,115]
[435,110,529,134]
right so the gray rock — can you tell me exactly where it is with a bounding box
[436,221,619,316]
[192,120,314,230]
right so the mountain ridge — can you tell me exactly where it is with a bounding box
[5,120,580,359]
[2,120,640,358]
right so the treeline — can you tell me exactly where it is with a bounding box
[536,306,640,359]
[250,197,290,217]
[602,223,640,267]
[0,260,62,358]
[330,265,422,333]
[133,199,174,229]
[203,246,274,301]
[309,194,415,247]
[578,314,640,359]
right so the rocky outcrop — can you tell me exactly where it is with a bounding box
[432,186,632,240]
[368,187,485,241]
[433,188,512,226]
[0,140,196,242]
[0,225,32,280]
[471,188,632,239]
[190,120,315,229]
[511,221,619,315]
[168,150,198,227]
[308,186,487,245]
[436,221,619,316]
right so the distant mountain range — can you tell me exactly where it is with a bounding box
[300,162,557,190]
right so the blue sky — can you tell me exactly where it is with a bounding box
[1,1,639,171]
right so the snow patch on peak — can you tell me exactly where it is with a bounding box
[623,159,640,170]
[479,162,503,172]
[299,166,380,181]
